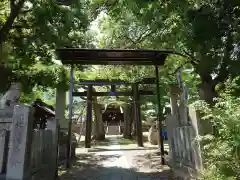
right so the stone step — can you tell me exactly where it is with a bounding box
[106,126,121,135]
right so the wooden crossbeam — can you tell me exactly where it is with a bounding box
[73,80,130,86]
[72,90,154,97]
[73,77,156,86]
[137,77,156,84]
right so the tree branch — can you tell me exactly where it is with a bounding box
[171,62,189,75]
[0,0,25,44]
[121,28,155,49]
[182,49,199,65]
[213,0,234,84]
[136,28,153,42]
[124,28,152,45]
[12,24,32,29]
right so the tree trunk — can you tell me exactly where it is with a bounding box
[92,102,105,140]
[123,104,133,139]
[198,78,218,135]
[0,0,25,51]
[198,80,218,105]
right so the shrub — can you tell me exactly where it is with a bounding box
[194,93,240,179]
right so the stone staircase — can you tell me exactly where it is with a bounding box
[105,125,122,135]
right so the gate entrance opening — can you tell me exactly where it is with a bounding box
[102,106,124,126]
[56,48,183,167]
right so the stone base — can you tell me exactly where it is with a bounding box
[58,132,77,161]
[148,126,159,145]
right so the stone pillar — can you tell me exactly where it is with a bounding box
[188,104,212,136]
[169,84,181,125]
[165,115,176,164]
[92,103,105,140]
[55,87,67,131]
[6,105,34,180]
[188,105,203,169]
[47,117,59,179]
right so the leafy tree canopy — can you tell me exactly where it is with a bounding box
[90,0,240,103]
[0,0,93,94]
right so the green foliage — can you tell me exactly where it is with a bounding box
[78,64,174,122]
[0,0,93,96]
[194,87,240,179]
[92,0,240,104]
[0,1,239,178]
[225,76,240,97]
[20,86,55,105]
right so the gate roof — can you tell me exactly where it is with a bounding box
[56,48,177,65]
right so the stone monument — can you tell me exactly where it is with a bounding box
[0,82,22,130]
[0,82,21,108]
[147,118,160,145]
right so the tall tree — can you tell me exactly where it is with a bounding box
[0,0,25,47]
[0,0,93,94]
[91,0,240,103]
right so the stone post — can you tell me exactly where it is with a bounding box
[188,105,203,170]
[6,105,34,180]
[47,117,59,179]
[167,85,182,165]
[169,84,181,125]
[55,87,67,131]
[165,114,178,165]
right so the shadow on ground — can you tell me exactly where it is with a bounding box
[78,138,112,147]
[133,151,165,171]
[59,153,172,180]
[88,146,158,153]
[77,135,150,147]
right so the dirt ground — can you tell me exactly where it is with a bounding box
[59,135,172,180]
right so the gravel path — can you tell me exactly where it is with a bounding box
[59,136,172,180]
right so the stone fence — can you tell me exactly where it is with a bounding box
[0,105,59,180]
[166,116,202,178]
[164,84,204,179]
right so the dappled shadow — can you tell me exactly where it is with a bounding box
[133,151,166,172]
[59,153,172,180]
[88,146,158,153]
[78,138,112,147]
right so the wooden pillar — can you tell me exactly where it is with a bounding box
[110,85,116,92]
[123,104,133,139]
[133,84,143,147]
[85,85,93,148]
[66,65,74,168]
[155,65,165,165]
